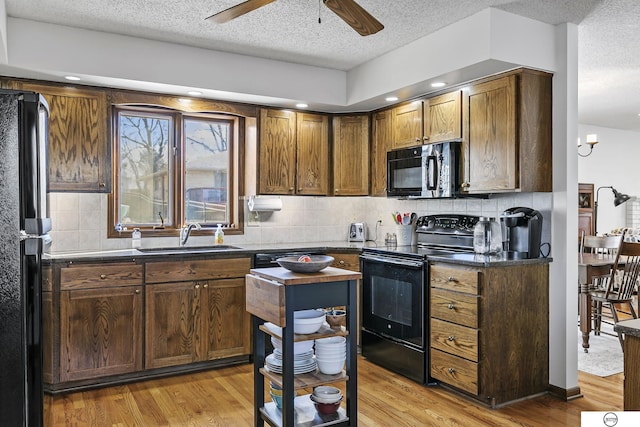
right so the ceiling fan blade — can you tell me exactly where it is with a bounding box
[323,0,384,36]
[206,0,276,24]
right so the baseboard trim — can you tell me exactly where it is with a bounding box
[549,384,583,401]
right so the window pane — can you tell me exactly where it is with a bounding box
[184,118,230,225]
[118,113,171,226]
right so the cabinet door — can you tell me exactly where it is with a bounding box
[332,115,370,196]
[370,110,392,196]
[466,76,517,192]
[425,91,461,143]
[60,286,142,381]
[258,109,296,194]
[13,82,110,192]
[203,278,250,360]
[296,112,329,195]
[392,102,423,149]
[145,281,204,368]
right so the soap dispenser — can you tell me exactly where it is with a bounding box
[131,228,142,249]
[214,224,224,245]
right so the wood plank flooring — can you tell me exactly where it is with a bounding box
[44,356,623,426]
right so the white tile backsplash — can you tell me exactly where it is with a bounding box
[49,192,554,253]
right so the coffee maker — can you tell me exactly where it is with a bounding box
[500,207,543,258]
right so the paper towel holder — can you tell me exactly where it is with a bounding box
[247,195,282,212]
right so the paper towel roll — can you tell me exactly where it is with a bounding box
[248,195,282,212]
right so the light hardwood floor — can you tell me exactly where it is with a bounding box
[44,356,622,427]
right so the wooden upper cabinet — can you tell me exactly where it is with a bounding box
[370,110,392,196]
[466,76,518,192]
[9,81,110,192]
[463,69,552,194]
[392,101,423,149]
[258,109,296,194]
[425,91,462,143]
[296,112,329,195]
[333,115,370,196]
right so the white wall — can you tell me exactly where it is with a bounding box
[578,124,640,235]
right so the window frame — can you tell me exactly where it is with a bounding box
[108,104,244,239]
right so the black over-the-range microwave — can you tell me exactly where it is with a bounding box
[386,140,462,198]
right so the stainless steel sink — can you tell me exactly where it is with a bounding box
[137,245,242,254]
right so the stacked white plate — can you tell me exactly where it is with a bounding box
[265,352,317,375]
[314,336,346,375]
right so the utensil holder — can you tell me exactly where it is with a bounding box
[396,224,415,246]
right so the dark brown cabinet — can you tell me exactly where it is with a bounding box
[429,261,549,407]
[258,109,329,195]
[57,262,143,382]
[370,109,392,196]
[332,114,370,196]
[145,257,251,369]
[462,69,552,194]
[6,80,110,192]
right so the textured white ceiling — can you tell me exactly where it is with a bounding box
[5,0,640,131]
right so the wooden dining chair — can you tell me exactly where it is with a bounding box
[580,233,622,256]
[589,239,640,350]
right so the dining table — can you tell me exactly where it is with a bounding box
[578,252,622,352]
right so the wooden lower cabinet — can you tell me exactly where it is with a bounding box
[60,285,143,382]
[145,277,250,369]
[429,261,549,407]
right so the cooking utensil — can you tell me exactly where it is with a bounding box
[396,212,402,224]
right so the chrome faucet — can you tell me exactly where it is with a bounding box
[180,223,201,246]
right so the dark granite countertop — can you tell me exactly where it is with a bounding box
[44,241,370,263]
[614,318,640,338]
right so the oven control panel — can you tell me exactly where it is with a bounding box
[416,214,479,233]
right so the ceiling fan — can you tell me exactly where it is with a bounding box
[206,0,384,36]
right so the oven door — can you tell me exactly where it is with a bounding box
[361,253,425,349]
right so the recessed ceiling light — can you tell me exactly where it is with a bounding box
[64,75,81,81]
[296,103,308,108]
[431,82,446,88]
[385,96,398,102]
[187,91,202,96]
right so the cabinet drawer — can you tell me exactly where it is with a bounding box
[430,264,479,294]
[431,348,478,395]
[60,263,143,290]
[430,318,478,362]
[328,253,361,272]
[430,288,478,328]
[145,257,250,283]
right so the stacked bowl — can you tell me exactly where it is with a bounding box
[314,336,346,375]
[269,382,296,409]
[309,386,343,415]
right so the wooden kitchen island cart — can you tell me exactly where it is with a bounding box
[246,266,361,427]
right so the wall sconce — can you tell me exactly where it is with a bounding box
[594,185,631,235]
[577,134,599,157]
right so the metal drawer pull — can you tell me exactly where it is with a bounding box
[447,276,457,282]
[100,274,107,279]
[448,367,455,374]
[447,303,455,310]
[447,336,455,341]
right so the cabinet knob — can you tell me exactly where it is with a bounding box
[447,303,455,310]
[461,182,471,189]
[203,284,208,288]
[195,284,200,289]
[99,182,106,188]
[100,274,107,279]
[447,276,457,282]
[447,335,455,341]
[135,289,141,294]
[415,137,421,142]
[298,188,302,192]
[423,136,429,141]
[339,260,345,266]
[289,187,294,192]
[448,368,456,374]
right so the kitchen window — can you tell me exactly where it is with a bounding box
[108,105,242,237]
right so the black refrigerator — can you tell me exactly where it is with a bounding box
[0,90,51,427]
